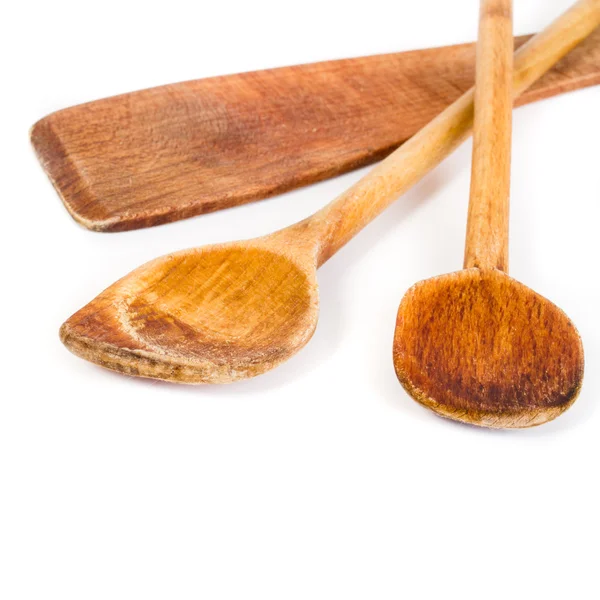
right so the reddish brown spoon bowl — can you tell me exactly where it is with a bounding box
[393,269,584,428]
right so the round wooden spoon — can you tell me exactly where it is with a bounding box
[61,0,599,384]
[393,0,585,428]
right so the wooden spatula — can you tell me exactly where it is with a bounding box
[392,0,586,429]
[32,29,600,232]
[59,0,598,385]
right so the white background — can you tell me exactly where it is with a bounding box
[2,0,599,598]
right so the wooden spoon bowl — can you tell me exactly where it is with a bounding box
[60,242,319,383]
[393,269,584,428]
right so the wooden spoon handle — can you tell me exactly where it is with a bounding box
[464,0,513,272]
[305,0,600,267]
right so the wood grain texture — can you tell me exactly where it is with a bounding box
[60,4,597,385]
[32,28,600,232]
[392,0,594,429]
[465,0,513,272]
[60,241,319,383]
[393,270,584,428]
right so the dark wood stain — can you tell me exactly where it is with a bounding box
[393,269,584,428]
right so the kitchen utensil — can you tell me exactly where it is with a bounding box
[393,0,585,428]
[32,29,600,231]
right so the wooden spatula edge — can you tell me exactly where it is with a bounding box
[31,30,600,232]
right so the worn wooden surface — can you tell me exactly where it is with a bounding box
[393,270,584,428]
[32,28,600,232]
[60,243,320,383]
[393,0,592,428]
[61,4,597,385]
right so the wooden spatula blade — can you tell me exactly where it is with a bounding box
[31,30,600,232]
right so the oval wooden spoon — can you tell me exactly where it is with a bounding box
[61,0,599,384]
[393,0,585,428]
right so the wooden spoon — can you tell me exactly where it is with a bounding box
[61,0,599,384]
[393,0,585,429]
[31,29,600,232]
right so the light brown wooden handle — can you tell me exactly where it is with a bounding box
[464,0,513,272]
[301,0,600,267]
